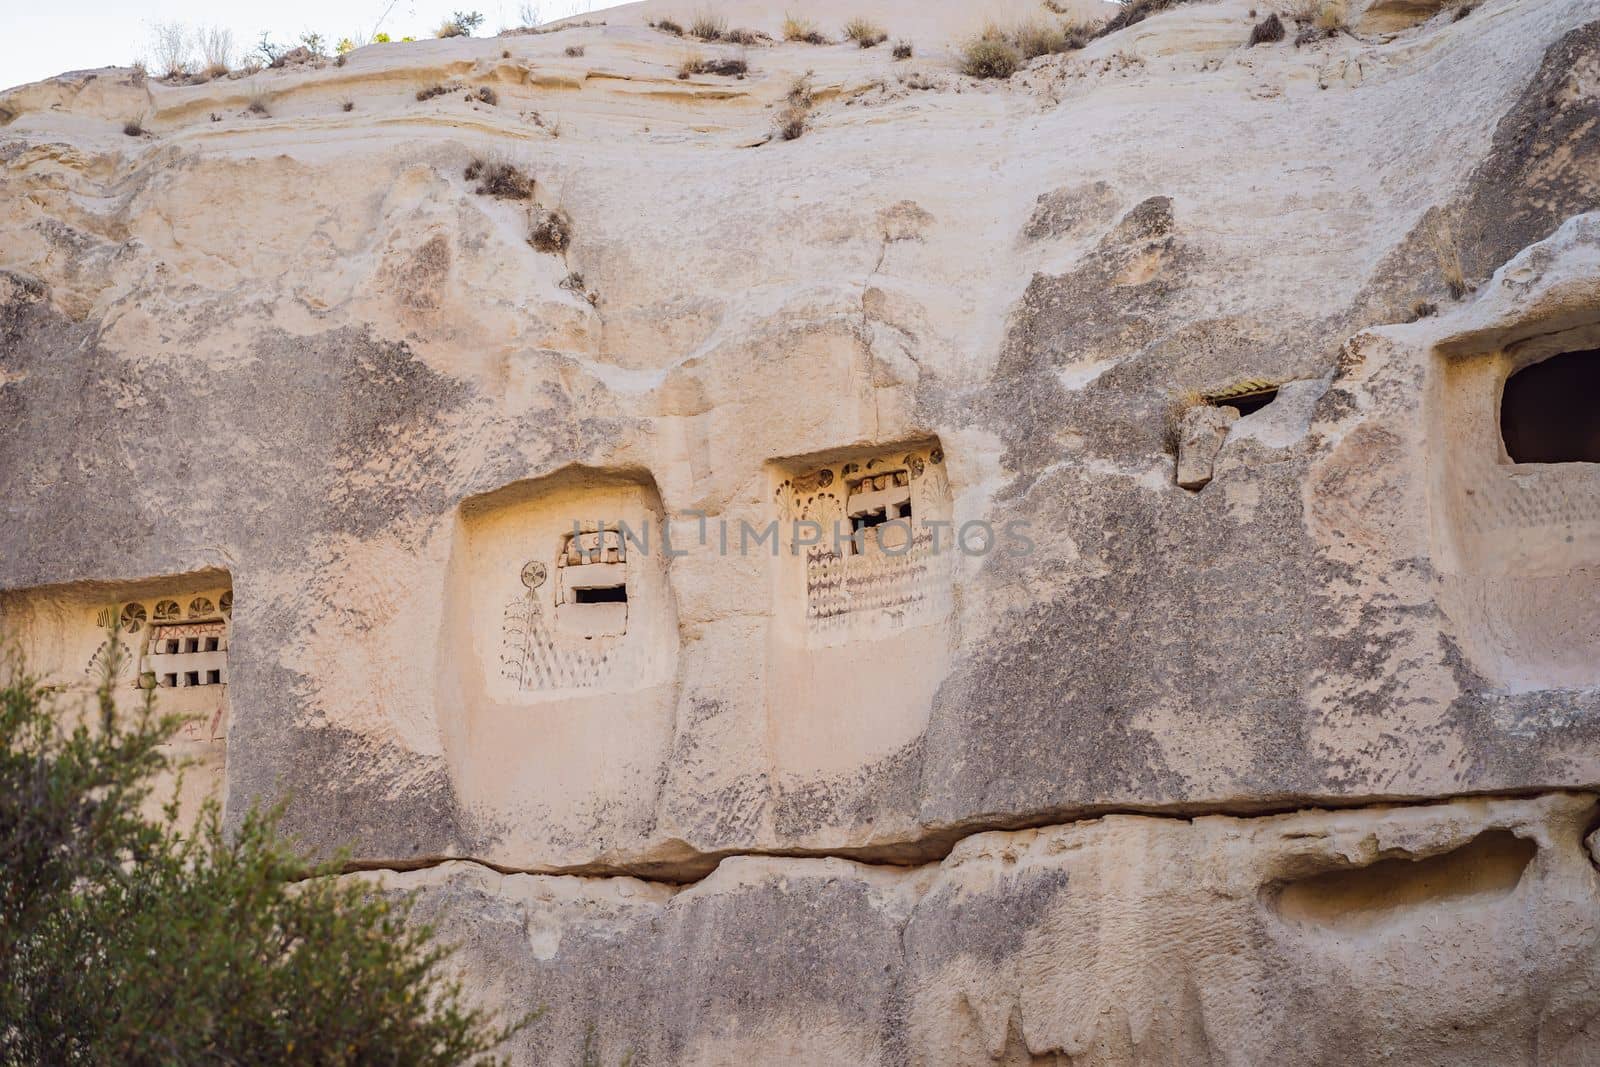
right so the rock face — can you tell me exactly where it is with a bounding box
[2,0,1599,1060]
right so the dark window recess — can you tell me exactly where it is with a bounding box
[203,637,220,652]
[1502,348,1600,463]
[852,508,890,534]
[184,638,200,653]
[574,585,627,604]
[1222,390,1278,417]
[1203,381,1279,417]
[162,673,177,688]
[184,671,200,687]
[206,670,221,685]
[166,640,181,654]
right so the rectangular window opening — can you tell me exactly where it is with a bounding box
[848,499,913,555]
[183,671,200,687]
[161,673,177,688]
[205,669,222,685]
[203,637,219,652]
[166,639,181,654]
[574,585,628,604]
[184,637,200,653]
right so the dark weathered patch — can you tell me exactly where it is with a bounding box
[773,737,925,840]
[224,639,477,861]
[905,867,1072,966]
[915,443,1325,826]
[1439,634,1600,788]
[980,196,1188,487]
[407,869,912,1064]
[1356,21,1600,319]
[1021,181,1121,243]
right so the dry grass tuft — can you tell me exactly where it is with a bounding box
[122,118,145,137]
[679,53,749,77]
[151,22,190,80]
[775,71,814,141]
[527,205,572,253]
[652,18,684,36]
[724,27,765,45]
[843,17,888,47]
[1249,12,1285,43]
[1011,19,1069,58]
[690,11,727,39]
[961,36,1022,78]
[777,106,808,140]
[783,13,830,43]
[1427,212,1470,300]
[465,157,535,199]
[892,39,913,59]
[565,44,585,56]
[246,89,271,116]
[1314,0,1350,31]
[416,84,453,101]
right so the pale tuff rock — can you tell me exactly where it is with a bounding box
[3,0,1600,1060]
[377,793,1600,1065]
[1175,403,1238,489]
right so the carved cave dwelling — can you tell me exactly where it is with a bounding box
[3,0,1600,1060]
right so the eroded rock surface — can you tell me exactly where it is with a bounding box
[3,0,1600,1059]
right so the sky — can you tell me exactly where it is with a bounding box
[1,0,628,91]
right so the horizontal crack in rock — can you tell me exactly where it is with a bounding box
[333,785,1590,889]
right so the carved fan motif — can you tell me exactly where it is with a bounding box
[119,603,146,633]
[154,599,181,622]
[188,597,215,618]
[219,590,233,616]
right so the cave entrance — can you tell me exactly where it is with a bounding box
[1501,348,1600,463]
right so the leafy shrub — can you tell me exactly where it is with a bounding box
[444,10,486,36]
[0,642,527,1064]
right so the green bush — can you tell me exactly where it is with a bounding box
[0,636,526,1065]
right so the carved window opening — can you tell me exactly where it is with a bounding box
[1501,348,1600,463]
[555,530,629,638]
[1202,379,1279,417]
[143,619,228,689]
[845,469,913,555]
